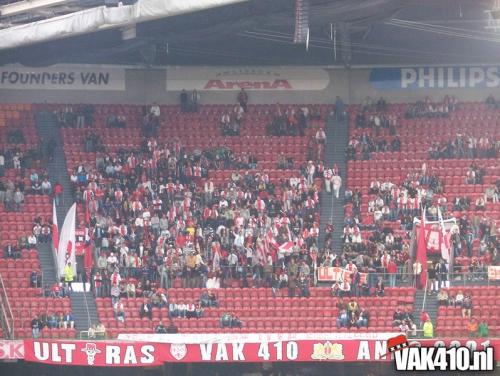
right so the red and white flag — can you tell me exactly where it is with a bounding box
[52,200,59,254]
[266,229,279,249]
[57,203,76,277]
[278,241,294,256]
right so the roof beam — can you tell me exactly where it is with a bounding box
[0,0,249,49]
[0,0,70,17]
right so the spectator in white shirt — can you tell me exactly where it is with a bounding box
[41,179,52,195]
[150,103,160,118]
[27,234,37,249]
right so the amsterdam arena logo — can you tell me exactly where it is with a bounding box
[311,341,344,360]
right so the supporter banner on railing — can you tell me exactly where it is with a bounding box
[316,266,367,283]
[0,65,125,91]
[488,265,500,280]
[166,66,330,91]
[414,217,457,259]
[370,66,500,90]
[0,340,24,360]
[19,337,500,366]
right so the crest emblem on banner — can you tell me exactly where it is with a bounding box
[81,342,101,365]
[311,341,344,360]
[170,343,187,360]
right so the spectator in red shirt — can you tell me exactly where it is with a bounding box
[420,310,431,329]
[51,282,61,298]
[387,260,397,287]
[53,182,63,206]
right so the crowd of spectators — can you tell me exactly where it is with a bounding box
[84,131,105,153]
[437,289,474,318]
[55,105,95,128]
[405,96,458,118]
[1,175,51,213]
[346,133,401,160]
[330,273,385,297]
[428,134,498,160]
[266,105,310,137]
[392,307,419,335]
[180,89,200,113]
[71,105,323,300]
[354,111,398,136]
[467,318,489,338]
[336,298,370,328]
[219,103,245,136]
[106,114,127,129]
[465,163,486,185]
[31,311,75,338]
[0,145,45,173]
[360,96,388,113]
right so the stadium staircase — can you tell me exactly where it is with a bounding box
[413,290,438,328]
[319,113,348,252]
[35,111,99,333]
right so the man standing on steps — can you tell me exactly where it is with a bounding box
[64,262,74,291]
[324,167,333,193]
[387,259,398,287]
[54,182,63,206]
[332,174,342,199]
[335,96,345,122]
[412,260,422,289]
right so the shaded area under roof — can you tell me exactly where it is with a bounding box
[1,0,500,67]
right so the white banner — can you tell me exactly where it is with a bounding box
[57,203,76,277]
[0,65,125,91]
[166,66,330,91]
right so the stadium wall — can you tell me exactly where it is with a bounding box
[0,65,498,105]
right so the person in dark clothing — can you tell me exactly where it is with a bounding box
[427,265,437,295]
[31,316,42,338]
[237,88,248,112]
[45,139,56,162]
[166,318,178,333]
[180,89,188,113]
[139,300,152,319]
[155,320,167,333]
[435,259,448,290]
[4,243,20,259]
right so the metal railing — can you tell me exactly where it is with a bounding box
[51,238,61,282]
[448,271,499,286]
[82,286,93,330]
[0,272,14,339]
[78,330,106,340]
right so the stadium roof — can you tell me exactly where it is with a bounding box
[1,0,500,67]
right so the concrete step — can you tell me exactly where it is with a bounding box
[319,114,348,250]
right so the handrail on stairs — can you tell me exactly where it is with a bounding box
[82,284,92,330]
[421,271,428,313]
[0,271,14,339]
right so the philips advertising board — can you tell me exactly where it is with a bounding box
[370,66,500,90]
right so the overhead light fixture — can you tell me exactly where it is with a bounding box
[104,0,137,7]
[293,0,309,46]
[485,0,500,30]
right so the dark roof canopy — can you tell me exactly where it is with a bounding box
[2,0,500,67]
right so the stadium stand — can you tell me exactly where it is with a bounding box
[0,104,76,339]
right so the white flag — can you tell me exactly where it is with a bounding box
[437,207,451,262]
[57,203,76,277]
